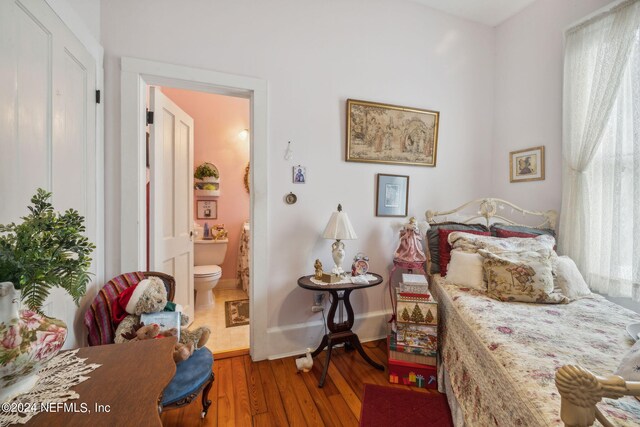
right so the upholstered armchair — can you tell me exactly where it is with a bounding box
[84,271,214,418]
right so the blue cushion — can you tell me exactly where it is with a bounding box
[161,347,214,405]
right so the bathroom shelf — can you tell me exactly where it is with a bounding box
[194,178,220,197]
[195,189,220,197]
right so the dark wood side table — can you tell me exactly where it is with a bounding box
[29,338,177,426]
[297,273,384,387]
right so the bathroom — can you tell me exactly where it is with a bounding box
[153,86,251,356]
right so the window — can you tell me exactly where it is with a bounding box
[586,36,639,299]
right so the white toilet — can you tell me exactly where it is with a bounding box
[194,227,228,310]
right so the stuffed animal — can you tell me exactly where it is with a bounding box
[122,322,194,363]
[112,277,210,356]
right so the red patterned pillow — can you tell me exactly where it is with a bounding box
[494,229,536,238]
[438,229,490,276]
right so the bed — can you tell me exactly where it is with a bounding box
[426,198,640,427]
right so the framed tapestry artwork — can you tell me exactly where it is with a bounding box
[197,200,218,219]
[510,146,545,183]
[376,174,409,217]
[346,99,439,167]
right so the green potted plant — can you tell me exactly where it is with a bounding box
[194,162,219,182]
[0,188,95,402]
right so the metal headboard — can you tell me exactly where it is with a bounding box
[425,197,557,229]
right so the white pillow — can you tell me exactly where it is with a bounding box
[445,250,485,291]
[553,256,591,300]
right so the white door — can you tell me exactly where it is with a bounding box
[0,0,98,348]
[149,87,195,322]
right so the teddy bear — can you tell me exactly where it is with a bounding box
[112,276,211,355]
[121,322,194,363]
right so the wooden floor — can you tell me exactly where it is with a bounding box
[160,339,439,426]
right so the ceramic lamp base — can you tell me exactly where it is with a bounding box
[331,240,346,275]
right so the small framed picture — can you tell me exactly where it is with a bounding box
[293,165,306,183]
[197,200,217,219]
[510,146,545,183]
[376,174,409,217]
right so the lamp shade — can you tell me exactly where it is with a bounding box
[322,204,357,240]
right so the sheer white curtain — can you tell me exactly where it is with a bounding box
[559,0,640,299]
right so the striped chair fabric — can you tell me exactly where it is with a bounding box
[84,271,145,346]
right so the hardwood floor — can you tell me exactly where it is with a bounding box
[160,339,439,426]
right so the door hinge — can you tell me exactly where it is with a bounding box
[95,90,101,104]
[146,109,154,125]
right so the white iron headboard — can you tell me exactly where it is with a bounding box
[425,197,557,230]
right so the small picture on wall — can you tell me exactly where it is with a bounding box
[197,200,217,219]
[510,146,545,183]
[376,174,409,217]
[293,166,306,183]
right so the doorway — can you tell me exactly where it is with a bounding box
[147,85,251,354]
[120,58,269,361]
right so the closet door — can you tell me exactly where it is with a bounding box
[0,0,97,348]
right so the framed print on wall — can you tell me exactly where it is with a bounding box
[376,174,409,217]
[197,200,218,219]
[346,99,439,167]
[510,146,545,183]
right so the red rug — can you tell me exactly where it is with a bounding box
[359,384,453,427]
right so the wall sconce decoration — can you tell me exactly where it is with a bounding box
[238,128,249,141]
[284,141,293,161]
[244,162,250,194]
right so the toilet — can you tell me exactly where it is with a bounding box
[194,227,228,310]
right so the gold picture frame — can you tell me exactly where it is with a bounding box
[346,99,439,167]
[509,146,545,183]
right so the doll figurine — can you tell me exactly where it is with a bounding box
[314,259,323,280]
[393,217,427,264]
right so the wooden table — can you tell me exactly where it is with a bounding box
[297,273,384,387]
[29,338,177,426]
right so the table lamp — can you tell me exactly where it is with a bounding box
[322,204,358,276]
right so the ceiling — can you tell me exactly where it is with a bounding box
[408,0,536,26]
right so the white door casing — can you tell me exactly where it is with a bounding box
[149,87,195,323]
[120,58,268,360]
[0,0,99,348]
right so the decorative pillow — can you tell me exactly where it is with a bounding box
[445,250,485,291]
[449,232,556,255]
[438,229,490,276]
[490,223,556,238]
[479,250,568,304]
[553,256,592,300]
[615,339,640,381]
[494,229,537,239]
[425,222,489,275]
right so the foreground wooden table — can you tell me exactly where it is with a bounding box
[29,338,177,426]
[298,273,384,387]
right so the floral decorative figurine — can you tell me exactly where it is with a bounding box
[393,217,427,264]
[314,259,323,280]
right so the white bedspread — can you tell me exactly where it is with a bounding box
[432,275,640,426]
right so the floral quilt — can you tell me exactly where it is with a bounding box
[433,275,640,426]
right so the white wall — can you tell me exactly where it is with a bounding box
[65,0,100,40]
[491,0,612,214]
[102,0,494,356]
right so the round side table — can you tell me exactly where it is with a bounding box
[297,273,384,387]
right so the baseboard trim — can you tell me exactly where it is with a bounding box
[265,309,392,360]
[216,279,240,290]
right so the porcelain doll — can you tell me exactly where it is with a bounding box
[393,217,427,264]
